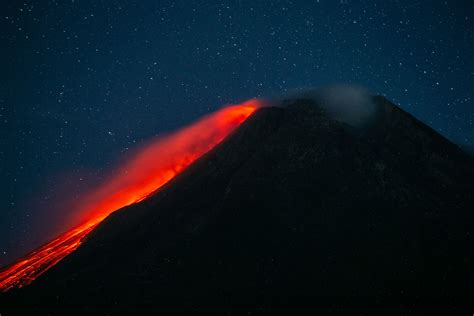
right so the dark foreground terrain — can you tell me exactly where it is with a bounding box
[2,97,474,314]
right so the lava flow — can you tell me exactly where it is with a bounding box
[0,100,260,292]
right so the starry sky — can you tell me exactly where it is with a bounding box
[1,0,473,265]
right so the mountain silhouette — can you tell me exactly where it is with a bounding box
[2,96,473,314]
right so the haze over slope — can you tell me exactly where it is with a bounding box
[2,94,473,314]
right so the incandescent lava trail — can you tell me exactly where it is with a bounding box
[0,100,260,292]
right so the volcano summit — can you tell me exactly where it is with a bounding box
[1,94,473,314]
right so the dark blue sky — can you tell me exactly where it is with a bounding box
[1,0,473,265]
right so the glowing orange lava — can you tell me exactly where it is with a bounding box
[0,100,260,292]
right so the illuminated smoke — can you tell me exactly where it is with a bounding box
[0,99,261,292]
[70,100,261,226]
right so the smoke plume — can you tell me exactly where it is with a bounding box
[277,84,377,128]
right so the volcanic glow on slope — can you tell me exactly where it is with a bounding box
[0,100,260,292]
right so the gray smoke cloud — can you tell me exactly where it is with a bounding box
[276,84,377,128]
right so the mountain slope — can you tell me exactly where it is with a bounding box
[3,97,474,314]
[461,144,474,156]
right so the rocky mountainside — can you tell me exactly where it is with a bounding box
[461,145,474,156]
[3,96,474,314]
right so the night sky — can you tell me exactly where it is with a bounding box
[1,0,473,265]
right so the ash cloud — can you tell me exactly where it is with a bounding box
[275,84,377,128]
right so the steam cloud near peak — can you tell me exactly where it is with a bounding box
[275,84,377,128]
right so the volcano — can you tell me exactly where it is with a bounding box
[1,95,473,314]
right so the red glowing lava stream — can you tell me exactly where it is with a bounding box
[0,100,260,292]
